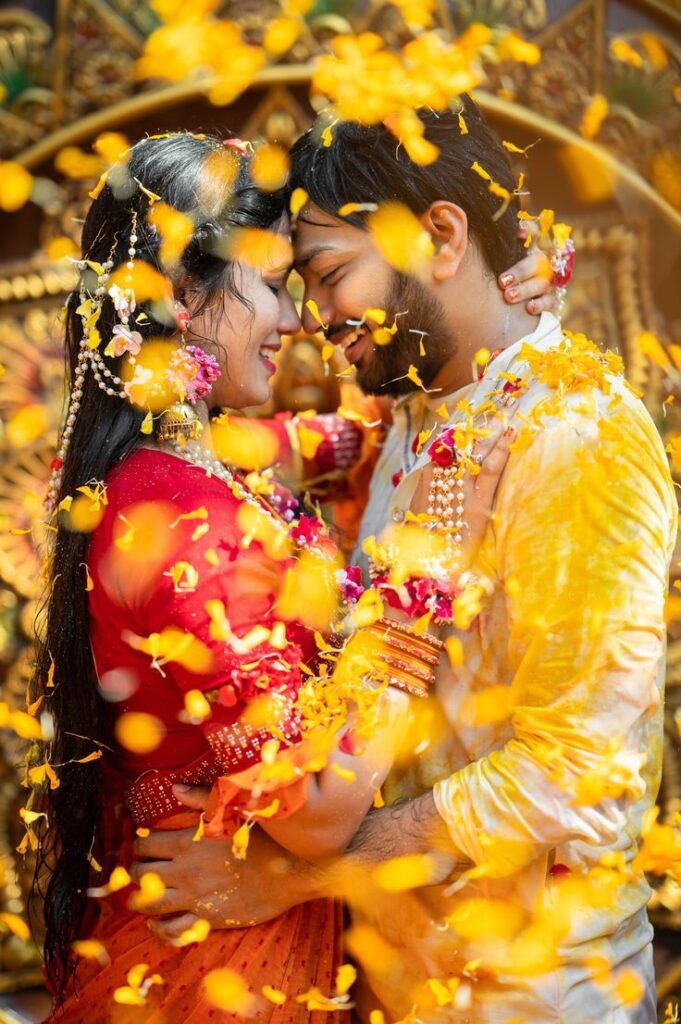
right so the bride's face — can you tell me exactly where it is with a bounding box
[188,226,301,411]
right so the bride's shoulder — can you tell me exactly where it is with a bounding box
[103,446,241,520]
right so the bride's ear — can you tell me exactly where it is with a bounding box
[172,298,191,333]
[420,201,468,283]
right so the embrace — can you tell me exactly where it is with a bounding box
[32,95,675,1024]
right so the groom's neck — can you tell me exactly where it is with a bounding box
[431,287,539,398]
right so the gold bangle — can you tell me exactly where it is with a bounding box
[368,623,443,669]
[365,625,441,666]
[379,652,435,684]
[375,616,444,652]
[385,672,430,699]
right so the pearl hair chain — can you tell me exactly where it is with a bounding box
[45,221,138,513]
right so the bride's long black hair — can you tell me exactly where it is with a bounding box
[30,133,287,1003]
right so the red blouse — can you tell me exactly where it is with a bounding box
[87,447,318,828]
[48,447,346,1023]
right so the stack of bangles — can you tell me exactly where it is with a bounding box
[363,617,444,698]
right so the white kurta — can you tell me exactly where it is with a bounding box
[351,314,676,1023]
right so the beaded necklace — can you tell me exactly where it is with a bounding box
[165,440,329,553]
[168,440,286,528]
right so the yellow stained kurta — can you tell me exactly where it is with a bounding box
[352,314,677,1023]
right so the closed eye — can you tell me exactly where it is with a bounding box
[320,267,341,284]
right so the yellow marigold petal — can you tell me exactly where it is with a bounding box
[148,202,194,268]
[109,264,171,308]
[263,16,300,57]
[609,37,643,67]
[6,404,49,447]
[113,986,146,1006]
[54,146,103,180]
[114,711,166,754]
[330,763,355,782]
[496,30,541,64]
[11,710,44,740]
[204,968,254,1013]
[372,853,441,892]
[0,162,34,212]
[262,985,287,1005]
[92,132,129,166]
[639,32,667,69]
[46,235,79,260]
[335,963,356,996]
[128,871,166,909]
[612,967,645,1006]
[366,201,435,276]
[169,916,210,947]
[0,912,30,941]
[232,821,251,860]
[72,939,109,961]
[637,330,670,370]
[290,187,308,218]
[222,226,293,274]
[298,423,324,459]
[88,172,108,200]
[184,689,211,721]
[251,143,290,192]
[580,93,609,140]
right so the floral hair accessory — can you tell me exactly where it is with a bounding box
[105,324,143,358]
[223,137,250,155]
[166,345,221,405]
[185,346,221,402]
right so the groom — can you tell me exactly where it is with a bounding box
[133,96,676,1022]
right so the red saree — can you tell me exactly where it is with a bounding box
[47,448,346,1023]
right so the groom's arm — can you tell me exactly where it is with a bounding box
[432,400,676,874]
[131,789,463,940]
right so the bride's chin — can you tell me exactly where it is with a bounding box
[246,379,273,408]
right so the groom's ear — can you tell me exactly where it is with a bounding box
[420,201,468,282]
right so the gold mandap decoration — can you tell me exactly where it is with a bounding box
[0,0,680,1009]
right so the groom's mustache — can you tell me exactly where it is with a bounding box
[324,316,398,340]
[324,319,357,339]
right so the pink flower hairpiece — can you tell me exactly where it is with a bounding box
[223,137,250,155]
[167,345,221,404]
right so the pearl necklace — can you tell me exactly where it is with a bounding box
[168,439,285,532]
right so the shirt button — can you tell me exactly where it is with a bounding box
[392,508,405,522]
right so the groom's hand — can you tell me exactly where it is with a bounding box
[130,785,315,941]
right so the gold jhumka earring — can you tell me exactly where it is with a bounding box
[156,402,203,442]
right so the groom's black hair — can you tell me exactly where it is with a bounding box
[289,94,525,277]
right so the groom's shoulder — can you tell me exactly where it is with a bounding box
[510,330,652,435]
[499,331,674,496]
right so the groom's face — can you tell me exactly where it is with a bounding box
[293,204,454,397]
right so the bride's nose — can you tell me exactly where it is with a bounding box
[278,290,302,336]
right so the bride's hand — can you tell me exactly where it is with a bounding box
[409,406,516,567]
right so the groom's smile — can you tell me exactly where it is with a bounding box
[293,202,453,396]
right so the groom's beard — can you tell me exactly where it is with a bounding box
[355,271,455,398]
